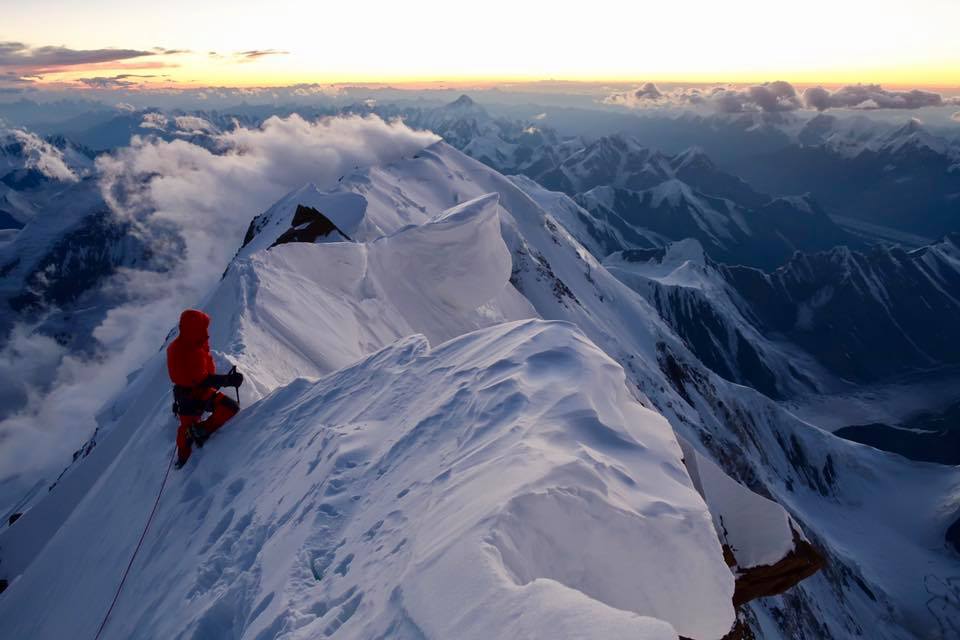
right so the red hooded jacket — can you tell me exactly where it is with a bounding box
[167,309,216,393]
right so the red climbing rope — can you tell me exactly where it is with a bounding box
[93,446,177,640]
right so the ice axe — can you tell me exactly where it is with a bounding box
[226,364,241,406]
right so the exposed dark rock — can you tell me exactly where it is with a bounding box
[509,245,578,307]
[732,529,825,607]
[270,204,352,248]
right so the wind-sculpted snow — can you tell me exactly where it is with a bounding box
[0,320,735,640]
[212,193,533,393]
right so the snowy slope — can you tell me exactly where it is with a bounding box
[1,139,956,639]
[0,189,737,639]
[0,320,735,640]
[0,128,94,230]
[229,143,960,637]
[299,143,960,638]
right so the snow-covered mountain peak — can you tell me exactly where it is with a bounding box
[0,129,87,184]
[446,94,480,110]
[604,238,715,291]
[879,117,948,155]
[649,178,697,208]
[671,145,713,172]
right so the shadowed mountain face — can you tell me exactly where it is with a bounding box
[0,209,22,230]
[721,234,960,382]
[728,119,960,239]
[456,129,861,271]
[576,181,856,271]
[596,234,960,401]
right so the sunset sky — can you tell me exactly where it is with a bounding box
[2,0,959,88]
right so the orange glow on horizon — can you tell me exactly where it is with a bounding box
[5,0,958,94]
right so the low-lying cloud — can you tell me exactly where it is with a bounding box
[0,114,439,492]
[77,74,159,89]
[605,81,800,113]
[803,84,955,111]
[607,81,960,113]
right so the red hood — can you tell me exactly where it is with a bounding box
[178,309,210,345]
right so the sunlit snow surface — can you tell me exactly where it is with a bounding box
[0,189,734,639]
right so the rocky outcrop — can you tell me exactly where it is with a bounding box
[270,204,353,247]
[730,529,824,606]
[679,435,825,638]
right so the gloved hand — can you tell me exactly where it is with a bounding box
[226,370,244,388]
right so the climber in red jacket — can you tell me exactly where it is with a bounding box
[167,309,243,468]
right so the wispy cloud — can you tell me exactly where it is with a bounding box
[152,47,191,55]
[0,41,155,71]
[0,70,36,88]
[76,74,160,89]
[235,49,290,62]
[0,41,186,80]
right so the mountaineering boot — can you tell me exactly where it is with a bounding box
[189,424,210,448]
[175,451,190,469]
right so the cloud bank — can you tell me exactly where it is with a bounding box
[0,114,439,487]
[606,81,960,113]
[803,84,954,111]
[605,81,800,113]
